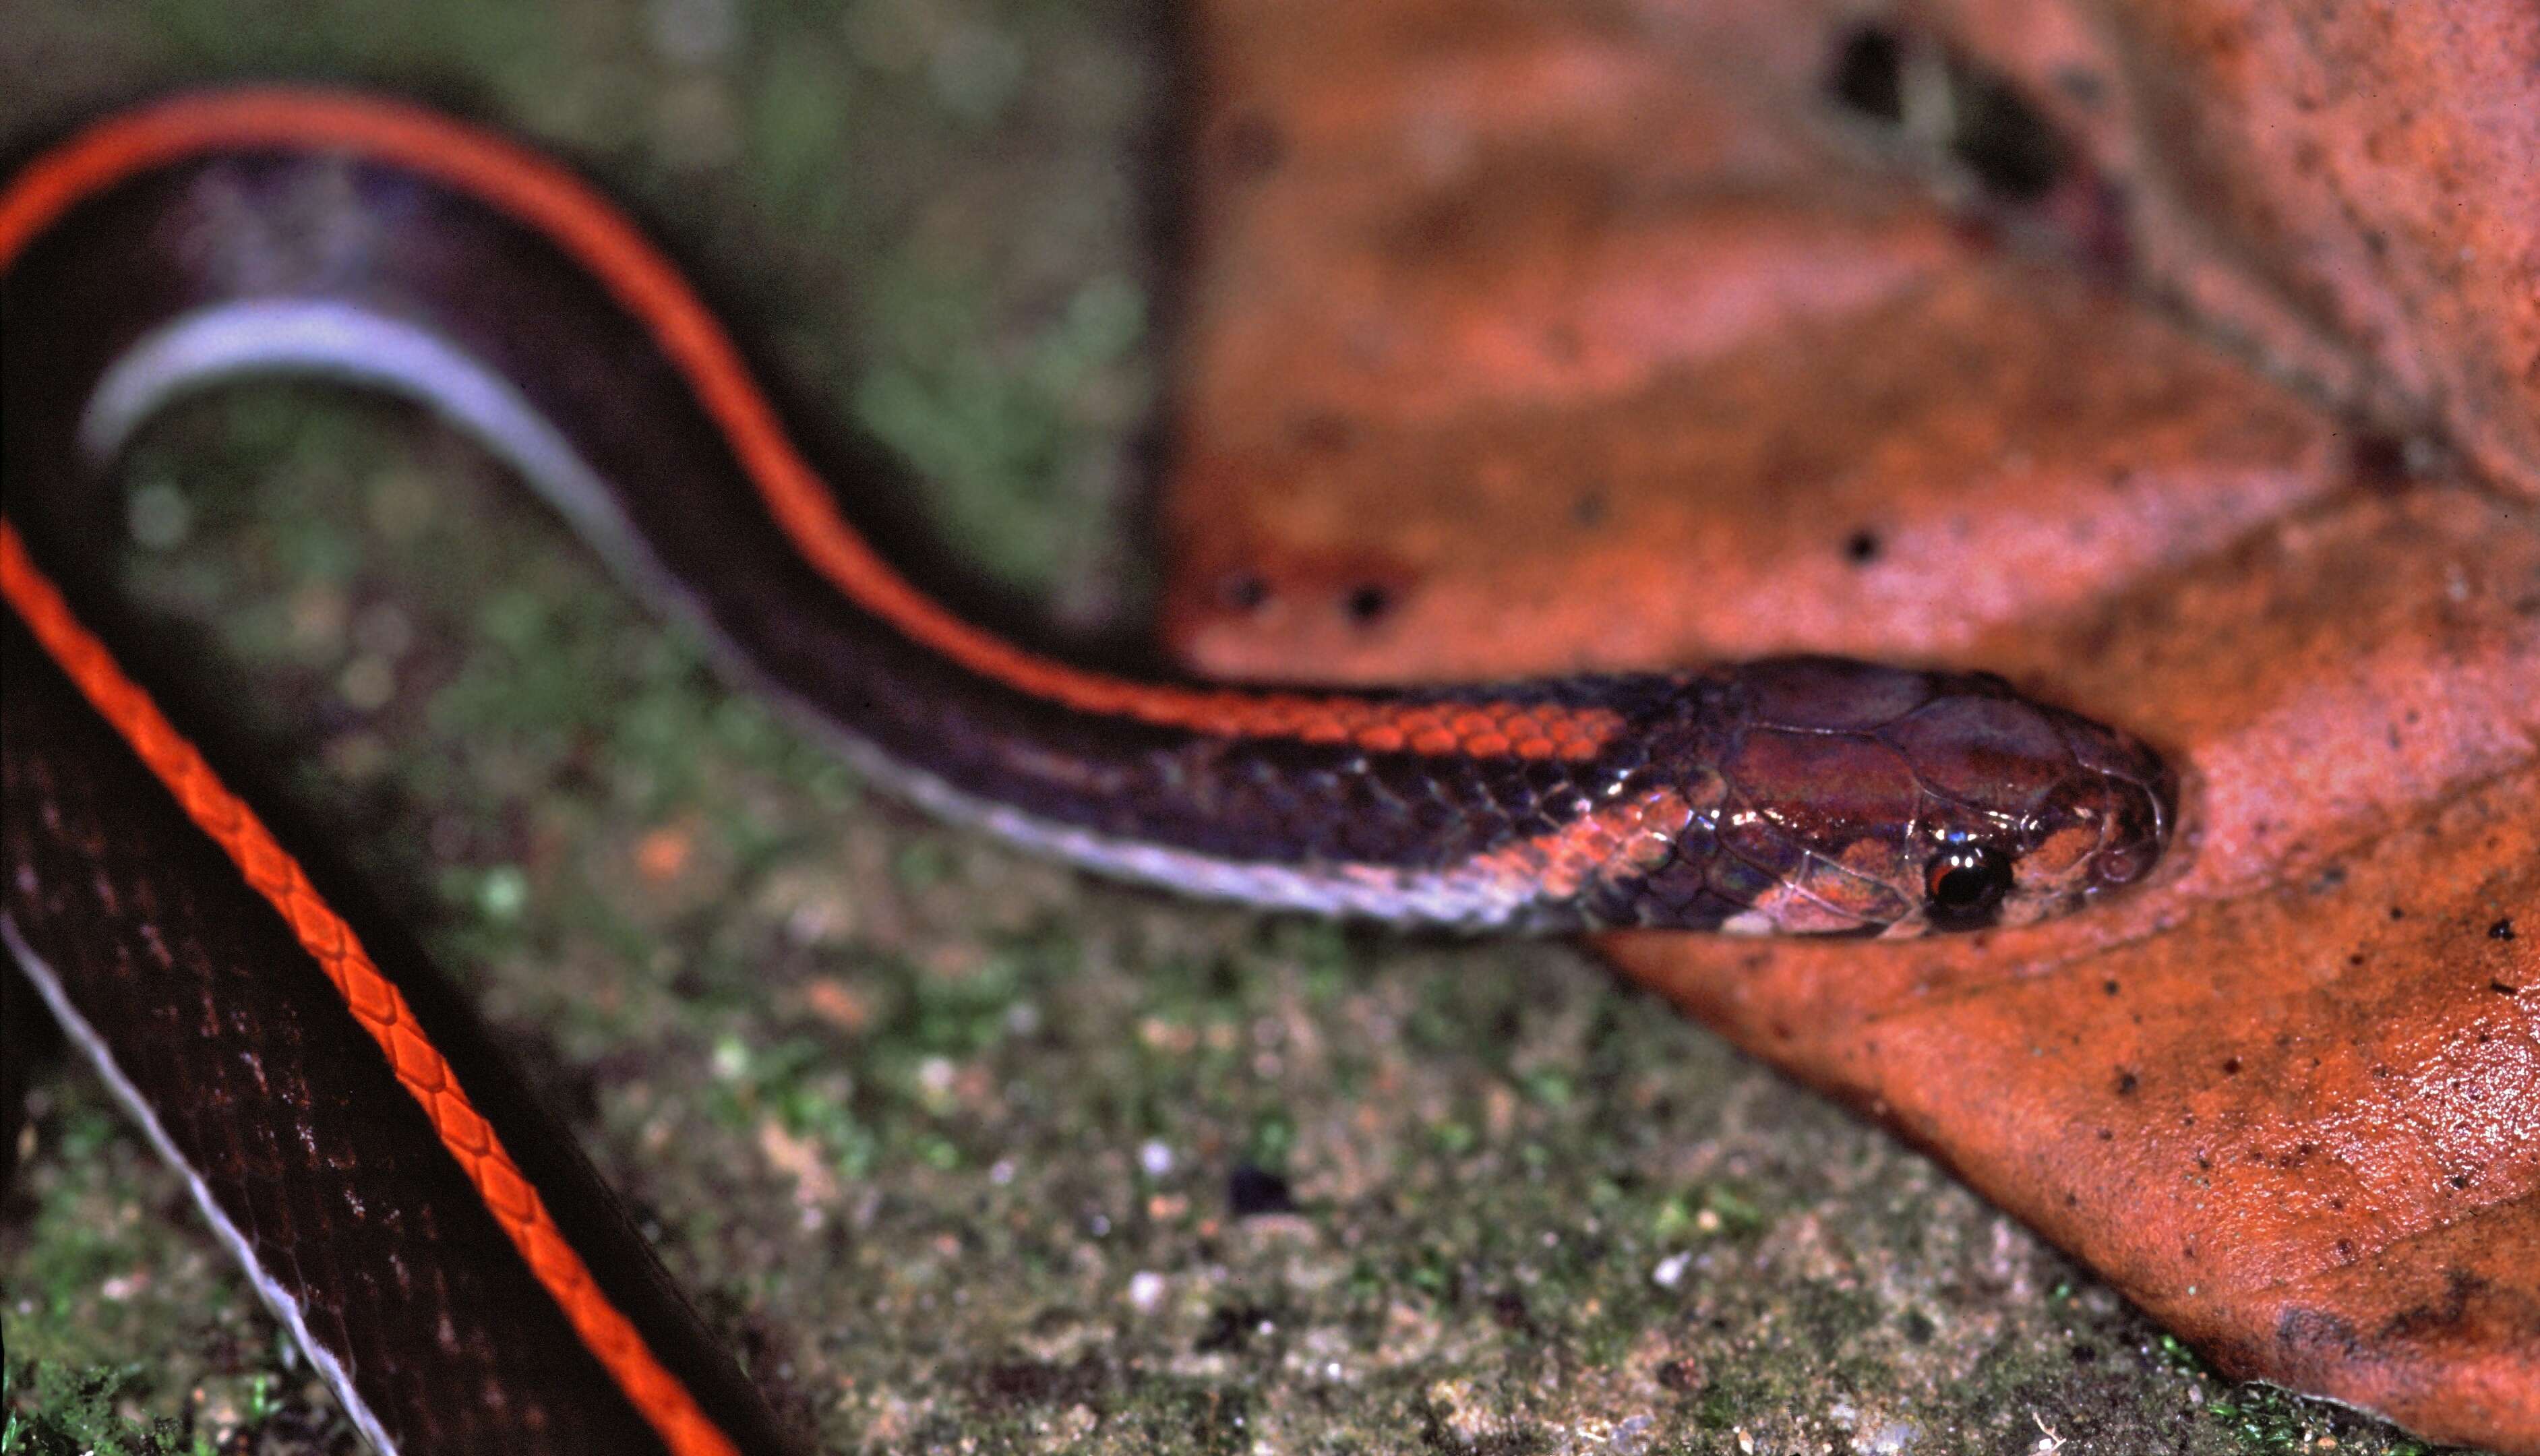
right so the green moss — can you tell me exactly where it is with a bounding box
[2209,1384,2355,1453]
[855,262,1148,593]
[3,1360,183,1456]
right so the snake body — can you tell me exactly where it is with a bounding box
[0,94,2174,1454]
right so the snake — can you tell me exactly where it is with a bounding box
[0,92,2175,1454]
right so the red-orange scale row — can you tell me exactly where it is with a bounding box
[0,522,742,1456]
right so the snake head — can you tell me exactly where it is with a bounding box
[1867,670,2175,934]
[1623,659,2175,936]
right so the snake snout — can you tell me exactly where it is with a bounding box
[2069,723,2176,894]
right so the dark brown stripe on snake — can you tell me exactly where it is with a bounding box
[1,597,789,1455]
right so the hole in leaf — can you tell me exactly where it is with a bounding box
[1825,22,2073,204]
[1950,67,2067,200]
[1343,583,1393,626]
[1828,26,1905,122]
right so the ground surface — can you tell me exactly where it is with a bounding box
[0,3,2475,1453]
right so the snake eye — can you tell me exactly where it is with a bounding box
[1925,845,2012,928]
